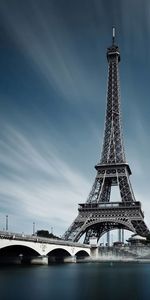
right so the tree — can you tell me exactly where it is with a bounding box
[36,230,60,239]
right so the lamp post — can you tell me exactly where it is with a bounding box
[51,227,53,235]
[33,222,35,235]
[6,215,8,231]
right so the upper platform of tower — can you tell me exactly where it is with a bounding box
[107,27,120,62]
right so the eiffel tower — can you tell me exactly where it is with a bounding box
[63,28,149,244]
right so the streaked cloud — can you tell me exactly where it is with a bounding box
[0,124,90,234]
[0,1,102,105]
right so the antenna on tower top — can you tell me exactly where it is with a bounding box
[112,26,115,45]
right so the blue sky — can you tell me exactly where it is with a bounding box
[0,0,150,240]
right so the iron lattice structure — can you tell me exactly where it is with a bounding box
[63,29,149,244]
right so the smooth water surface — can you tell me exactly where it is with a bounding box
[0,262,150,300]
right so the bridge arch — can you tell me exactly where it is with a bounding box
[0,244,40,256]
[47,248,71,263]
[75,250,90,260]
[0,240,42,255]
[0,244,40,264]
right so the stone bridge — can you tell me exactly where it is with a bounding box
[0,231,94,265]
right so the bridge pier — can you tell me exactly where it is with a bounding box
[30,256,48,265]
[0,255,48,266]
[20,255,48,265]
[64,255,76,263]
[48,255,76,264]
[90,246,99,260]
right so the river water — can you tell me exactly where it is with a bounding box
[0,262,150,300]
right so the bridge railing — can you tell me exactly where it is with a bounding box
[0,231,90,248]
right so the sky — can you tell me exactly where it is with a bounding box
[0,0,150,241]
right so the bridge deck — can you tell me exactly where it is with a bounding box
[0,231,90,248]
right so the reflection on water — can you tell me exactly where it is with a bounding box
[0,263,150,300]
